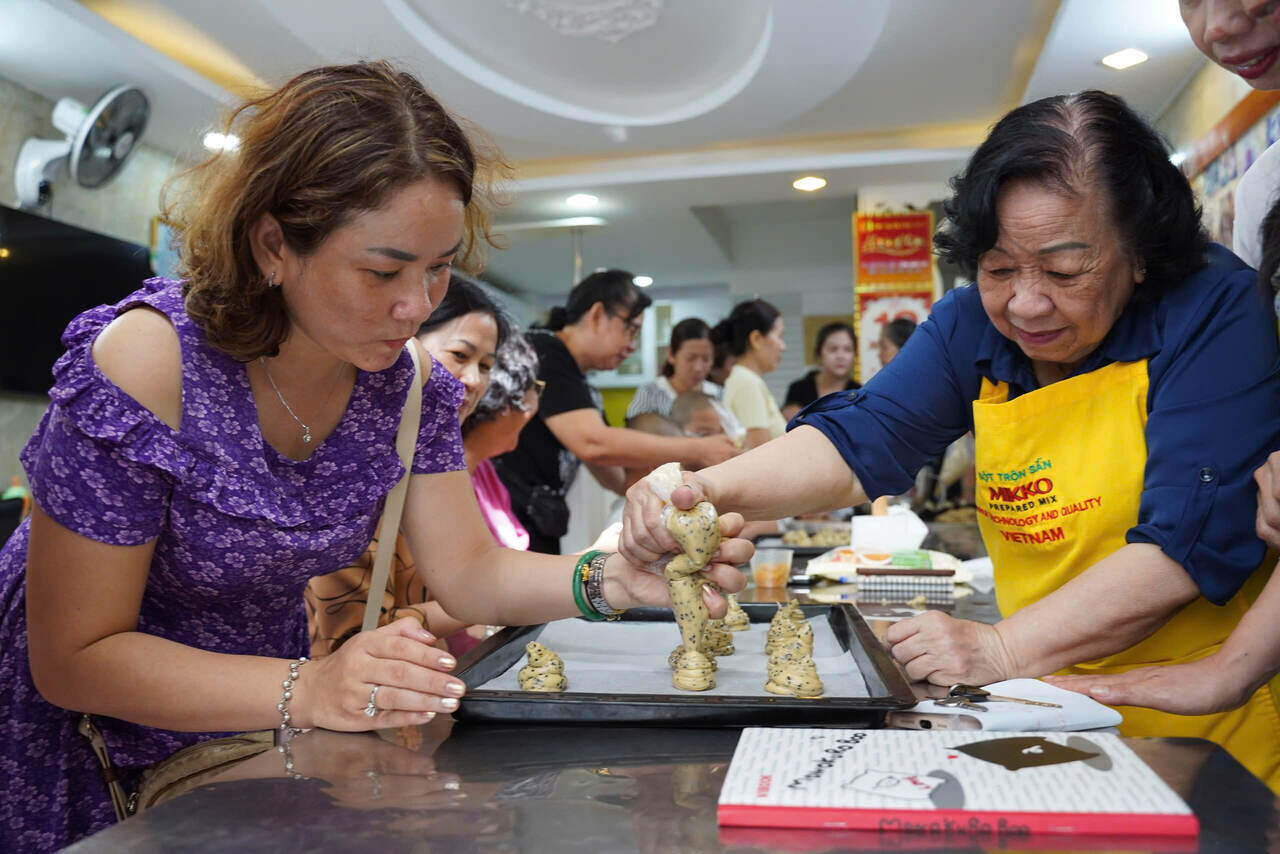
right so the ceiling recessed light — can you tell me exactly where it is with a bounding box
[633,275,653,287]
[1101,48,1148,70]
[792,176,827,192]
[566,193,599,208]
[202,131,240,151]
[0,248,9,259]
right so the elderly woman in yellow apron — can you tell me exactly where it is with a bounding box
[620,90,1280,792]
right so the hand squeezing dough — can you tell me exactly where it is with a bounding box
[649,463,721,691]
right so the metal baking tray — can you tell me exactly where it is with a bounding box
[453,602,915,726]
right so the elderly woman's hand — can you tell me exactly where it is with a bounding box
[620,468,719,566]
[1255,451,1280,550]
[300,616,465,731]
[884,611,1017,686]
[609,509,751,619]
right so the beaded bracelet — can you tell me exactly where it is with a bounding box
[277,657,308,737]
[572,551,605,621]
[586,551,625,619]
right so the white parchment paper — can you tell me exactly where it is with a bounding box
[480,617,871,698]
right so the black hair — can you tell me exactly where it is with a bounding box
[934,90,1209,300]
[417,274,511,348]
[710,299,781,358]
[1260,194,1280,296]
[813,321,856,359]
[544,268,652,331]
[462,331,539,434]
[881,317,917,350]
[661,317,712,378]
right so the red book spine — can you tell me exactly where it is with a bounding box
[717,804,1199,838]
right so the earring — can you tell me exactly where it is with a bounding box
[267,271,279,288]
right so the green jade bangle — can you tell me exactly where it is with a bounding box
[572,550,605,621]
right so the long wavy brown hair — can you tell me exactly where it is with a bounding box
[166,61,507,361]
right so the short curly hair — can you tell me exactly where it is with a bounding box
[169,61,507,361]
[462,331,539,434]
[934,90,1208,300]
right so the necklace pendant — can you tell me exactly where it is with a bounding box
[302,430,312,444]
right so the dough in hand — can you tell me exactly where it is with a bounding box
[649,462,723,692]
[517,641,567,692]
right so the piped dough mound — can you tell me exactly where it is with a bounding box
[518,641,567,692]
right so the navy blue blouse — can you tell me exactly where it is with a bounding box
[793,245,1280,604]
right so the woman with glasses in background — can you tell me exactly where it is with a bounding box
[493,270,738,553]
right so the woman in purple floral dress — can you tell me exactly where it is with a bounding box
[0,63,751,851]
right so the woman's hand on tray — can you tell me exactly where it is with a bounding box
[302,616,467,730]
[884,610,1016,686]
[607,514,751,619]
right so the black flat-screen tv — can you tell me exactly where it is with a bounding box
[0,205,155,395]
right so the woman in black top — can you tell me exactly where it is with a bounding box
[781,321,860,420]
[493,270,737,553]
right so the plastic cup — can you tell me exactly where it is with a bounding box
[751,548,794,588]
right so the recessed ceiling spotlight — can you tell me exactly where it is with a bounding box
[633,275,653,287]
[203,131,240,152]
[793,176,827,192]
[1100,48,1148,70]
[566,193,599,208]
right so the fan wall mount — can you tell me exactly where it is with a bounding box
[14,85,149,209]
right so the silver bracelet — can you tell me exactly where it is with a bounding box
[586,552,625,618]
[277,657,308,735]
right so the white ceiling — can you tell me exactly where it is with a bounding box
[3,0,1207,296]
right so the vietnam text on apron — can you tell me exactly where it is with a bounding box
[973,359,1280,792]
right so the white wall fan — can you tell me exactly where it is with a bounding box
[14,85,149,209]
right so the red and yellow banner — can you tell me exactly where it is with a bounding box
[854,212,934,283]
[852,212,938,380]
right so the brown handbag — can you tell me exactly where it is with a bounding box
[80,345,423,820]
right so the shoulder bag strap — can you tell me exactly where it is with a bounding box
[362,343,423,632]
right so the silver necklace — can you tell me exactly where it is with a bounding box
[259,356,352,445]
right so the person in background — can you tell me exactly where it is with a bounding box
[781,321,860,420]
[626,318,719,420]
[876,317,917,368]
[463,333,541,551]
[1179,0,1280,268]
[306,277,508,658]
[707,333,736,387]
[670,390,730,438]
[494,270,738,554]
[716,299,788,448]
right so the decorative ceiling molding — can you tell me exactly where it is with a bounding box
[502,0,663,44]
[384,0,771,127]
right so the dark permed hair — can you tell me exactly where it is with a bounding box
[417,274,512,349]
[933,90,1209,300]
[710,299,781,357]
[544,268,652,331]
[462,331,539,434]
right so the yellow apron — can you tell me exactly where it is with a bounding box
[973,359,1280,792]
